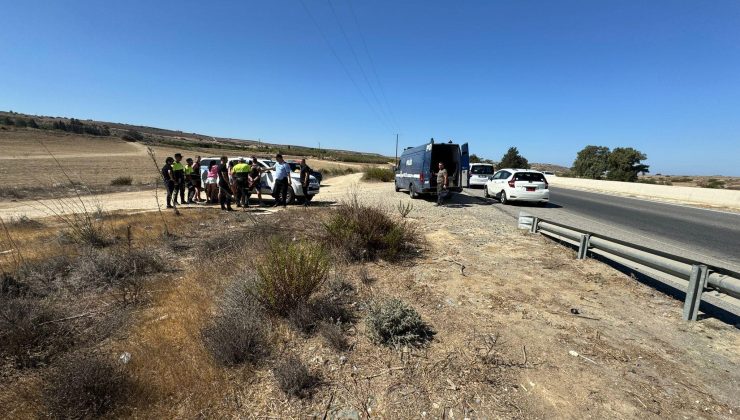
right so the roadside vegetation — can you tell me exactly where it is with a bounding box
[361,167,395,182]
[571,145,650,182]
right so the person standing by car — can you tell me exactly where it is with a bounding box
[192,155,202,202]
[205,161,219,203]
[161,156,175,208]
[434,162,448,206]
[185,158,196,204]
[272,153,292,207]
[248,156,264,206]
[172,153,186,205]
[299,158,312,207]
[233,158,251,208]
[218,156,234,211]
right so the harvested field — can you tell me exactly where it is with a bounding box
[0,173,737,419]
[0,128,367,199]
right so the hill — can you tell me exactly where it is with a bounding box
[0,110,392,165]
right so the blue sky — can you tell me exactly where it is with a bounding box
[2,0,739,175]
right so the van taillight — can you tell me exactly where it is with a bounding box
[508,178,516,188]
[420,173,424,183]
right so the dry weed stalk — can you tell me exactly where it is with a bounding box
[145,146,173,235]
[31,140,109,247]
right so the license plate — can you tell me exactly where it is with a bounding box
[526,187,536,192]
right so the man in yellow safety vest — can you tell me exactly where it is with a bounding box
[232,158,252,209]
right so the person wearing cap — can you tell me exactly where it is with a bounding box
[218,155,234,211]
[232,158,252,208]
[271,153,292,207]
[172,153,185,205]
[185,158,196,204]
[161,156,176,208]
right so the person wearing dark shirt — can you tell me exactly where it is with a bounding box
[172,152,185,205]
[160,156,175,208]
[248,156,264,206]
[299,158,312,207]
[218,155,234,211]
[191,155,202,202]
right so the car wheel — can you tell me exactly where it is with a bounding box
[286,188,296,205]
[484,185,490,198]
[409,184,419,199]
[500,191,508,205]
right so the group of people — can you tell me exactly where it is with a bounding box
[160,153,313,211]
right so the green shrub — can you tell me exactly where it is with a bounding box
[110,176,133,186]
[253,239,330,315]
[366,298,434,348]
[362,167,395,182]
[323,197,416,261]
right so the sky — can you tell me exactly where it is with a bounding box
[1,0,739,175]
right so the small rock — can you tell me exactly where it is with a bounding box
[339,355,348,365]
[569,350,579,357]
[334,408,360,420]
[119,352,131,364]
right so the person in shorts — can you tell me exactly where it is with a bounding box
[205,162,219,203]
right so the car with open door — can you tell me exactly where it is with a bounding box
[394,138,469,199]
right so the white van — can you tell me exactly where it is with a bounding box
[467,163,495,187]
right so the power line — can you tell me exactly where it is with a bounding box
[345,0,400,131]
[326,0,397,132]
[298,0,394,133]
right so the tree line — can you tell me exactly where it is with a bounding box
[469,144,648,182]
[1,115,111,137]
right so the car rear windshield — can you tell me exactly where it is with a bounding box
[470,165,494,174]
[513,172,545,182]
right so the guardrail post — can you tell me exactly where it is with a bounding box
[577,234,591,260]
[530,217,539,233]
[683,264,708,321]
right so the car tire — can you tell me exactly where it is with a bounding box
[484,185,490,198]
[409,184,419,199]
[500,191,508,205]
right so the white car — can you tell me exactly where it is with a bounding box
[485,168,549,206]
[248,158,321,204]
[467,163,495,188]
[203,157,320,204]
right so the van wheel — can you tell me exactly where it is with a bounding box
[395,182,400,192]
[484,185,490,198]
[500,191,508,205]
[409,184,419,199]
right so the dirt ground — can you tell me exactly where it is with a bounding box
[1,173,737,419]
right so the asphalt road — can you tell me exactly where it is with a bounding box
[463,186,740,271]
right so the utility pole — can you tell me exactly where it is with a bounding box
[394,133,399,169]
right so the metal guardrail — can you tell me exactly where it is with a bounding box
[519,213,740,321]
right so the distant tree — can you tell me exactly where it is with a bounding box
[606,147,649,182]
[122,129,144,142]
[15,118,27,128]
[498,147,530,169]
[1,116,15,125]
[27,118,39,129]
[469,154,481,164]
[572,145,611,179]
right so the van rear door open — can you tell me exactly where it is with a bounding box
[461,143,469,187]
